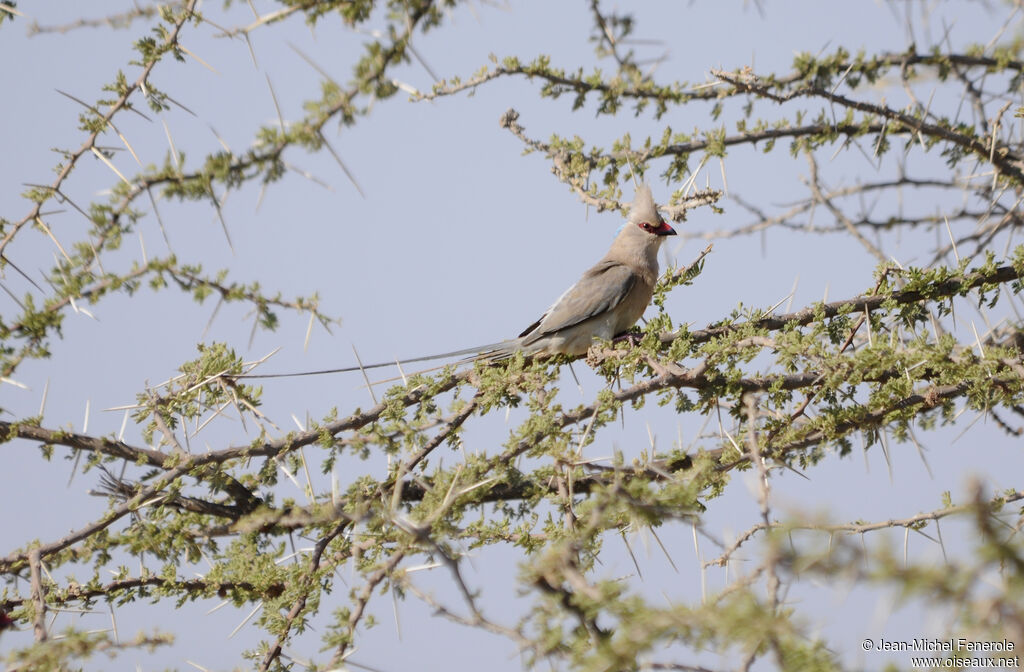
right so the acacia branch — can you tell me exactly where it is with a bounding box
[714,68,1024,184]
[3,0,199,258]
[705,489,1024,569]
[676,262,1024,346]
[418,49,1024,107]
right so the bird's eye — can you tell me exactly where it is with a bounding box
[640,222,655,232]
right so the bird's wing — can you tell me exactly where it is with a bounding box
[520,260,636,344]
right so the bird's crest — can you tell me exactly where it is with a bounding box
[628,183,660,225]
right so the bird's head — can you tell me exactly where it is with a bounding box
[624,184,676,238]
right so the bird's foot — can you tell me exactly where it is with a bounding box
[612,332,643,348]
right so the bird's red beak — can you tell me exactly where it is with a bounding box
[655,220,676,236]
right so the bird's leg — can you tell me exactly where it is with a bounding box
[611,331,644,347]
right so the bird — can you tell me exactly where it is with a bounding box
[478,182,676,359]
[242,184,676,379]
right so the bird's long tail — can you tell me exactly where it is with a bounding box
[236,340,521,379]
